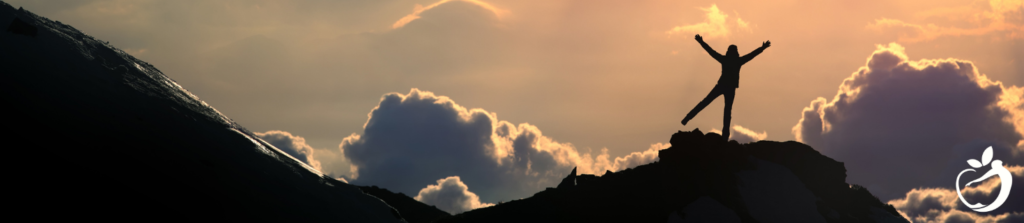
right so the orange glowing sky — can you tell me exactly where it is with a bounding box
[8,0,1021,168]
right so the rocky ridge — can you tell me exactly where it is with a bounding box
[433,130,908,223]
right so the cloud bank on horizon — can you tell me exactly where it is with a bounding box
[255,130,321,171]
[255,130,356,180]
[413,176,494,214]
[710,125,768,144]
[339,88,666,203]
[792,43,1024,202]
[257,88,667,209]
[888,170,1024,222]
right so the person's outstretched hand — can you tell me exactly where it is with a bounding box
[762,40,771,48]
[695,34,703,42]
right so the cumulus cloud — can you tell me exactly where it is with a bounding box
[889,188,959,219]
[792,43,1024,200]
[256,130,356,180]
[392,0,508,29]
[594,143,667,174]
[1009,165,1024,176]
[888,169,1024,222]
[413,176,494,214]
[255,130,322,171]
[341,89,664,202]
[666,4,753,39]
[710,125,768,144]
[867,0,1024,42]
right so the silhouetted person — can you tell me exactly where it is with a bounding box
[681,34,770,140]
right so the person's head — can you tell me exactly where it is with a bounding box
[726,45,738,57]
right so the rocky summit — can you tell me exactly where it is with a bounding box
[432,129,909,223]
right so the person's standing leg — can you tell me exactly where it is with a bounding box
[722,88,735,140]
[682,85,724,125]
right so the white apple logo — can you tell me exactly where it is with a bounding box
[955,146,1012,213]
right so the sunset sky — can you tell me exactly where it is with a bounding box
[9,0,1022,219]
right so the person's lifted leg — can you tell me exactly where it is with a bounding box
[682,86,726,126]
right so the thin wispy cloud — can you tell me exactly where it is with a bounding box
[393,0,508,29]
[867,0,1024,42]
[710,125,768,144]
[666,4,752,39]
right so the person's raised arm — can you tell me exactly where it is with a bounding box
[741,40,770,64]
[696,34,723,62]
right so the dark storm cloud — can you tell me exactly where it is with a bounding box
[340,88,662,203]
[792,43,1024,200]
[413,176,494,214]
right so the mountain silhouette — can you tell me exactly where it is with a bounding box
[1,3,405,222]
[432,129,909,223]
[359,186,452,223]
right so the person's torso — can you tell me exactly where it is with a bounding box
[717,57,742,88]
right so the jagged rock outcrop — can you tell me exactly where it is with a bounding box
[1,3,403,222]
[436,129,908,223]
[360,186,452,223]
[557,167,577,189]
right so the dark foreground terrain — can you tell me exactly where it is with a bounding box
[1,3,403,221]
[374,130,909,223]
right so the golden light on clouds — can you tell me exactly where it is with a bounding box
[1008,165,1024,176]
[888,166,1022,223]
[392,0,508,29]
[997,80,1024,149]
[665,4,752,39]
[867,0,1024,42]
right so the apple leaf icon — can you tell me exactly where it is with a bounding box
[966,146,995,168]
[981,146,993,166]
[968,159,983,168]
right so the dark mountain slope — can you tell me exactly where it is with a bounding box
[1,3,403,222]
[437,130,908,223]
[360,186,452,223]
